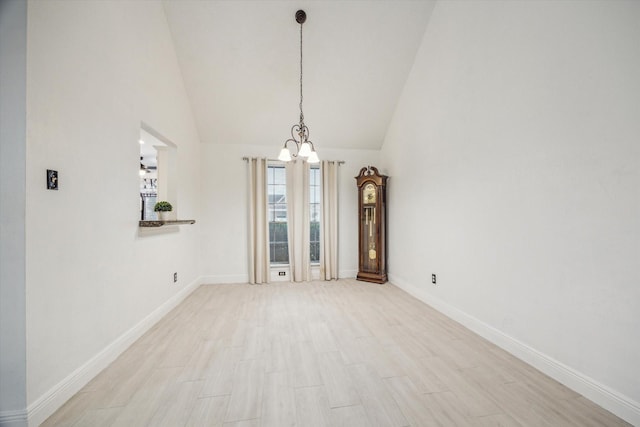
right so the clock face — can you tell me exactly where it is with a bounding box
[363,183,376,204]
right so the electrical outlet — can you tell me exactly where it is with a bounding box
[278,271,286,276]
[432,274,437,284]
[173,272,178,283]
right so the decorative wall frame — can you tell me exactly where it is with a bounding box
[46,169,58,190]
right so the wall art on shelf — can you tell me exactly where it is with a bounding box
[46,169,58,190]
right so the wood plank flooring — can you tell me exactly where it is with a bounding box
[42,279,630,426]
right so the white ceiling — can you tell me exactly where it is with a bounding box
[163,0,435,151]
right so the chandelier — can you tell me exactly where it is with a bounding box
[278,10,319,164]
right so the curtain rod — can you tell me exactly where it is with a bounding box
[242,157,345,165]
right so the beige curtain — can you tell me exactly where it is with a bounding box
[285,160,311,282]
[247,158,270,284]
[320,160,339,280]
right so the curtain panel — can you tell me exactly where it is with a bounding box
[320,160,339,280]
[285,160,311,282]
[247,158,270,284]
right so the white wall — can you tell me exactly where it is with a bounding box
[380,0,640,423]
[199,143,379,283]
[12,0,640,424]
[0,0,28,425]
[25,1,201,424]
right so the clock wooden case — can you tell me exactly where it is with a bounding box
[356,166,388,284]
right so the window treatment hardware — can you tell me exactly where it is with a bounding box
[242,157,344,165]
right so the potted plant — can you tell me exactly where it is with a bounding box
[154,201,172,221]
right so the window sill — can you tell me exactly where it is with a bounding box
[139,219,196,227]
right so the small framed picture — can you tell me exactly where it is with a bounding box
[47,169,58,190]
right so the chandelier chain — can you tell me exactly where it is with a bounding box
[299,20,304,124]
[277,10,319,163]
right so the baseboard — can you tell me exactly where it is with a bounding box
[200,270,357,284]
[26,276,203,427]
[388,273,640,426]
[201,274,248,284]
[0,409,28,427]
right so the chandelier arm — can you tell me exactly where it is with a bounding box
[284,138,299,157]
[291,124,301,141]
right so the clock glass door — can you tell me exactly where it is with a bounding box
[361,184,378,273]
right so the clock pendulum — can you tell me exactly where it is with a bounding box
[365,206,377,261]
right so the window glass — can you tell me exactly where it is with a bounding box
[310,167,320,263]
[268,165,289,264]
[267,164,321,265]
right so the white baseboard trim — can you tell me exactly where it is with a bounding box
[26,276,203,427]
[388,273,640,426]
[200,270,357,285]
[0,408,28,427]
[201,274,248,284]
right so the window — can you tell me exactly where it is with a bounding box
[267,164,321,265]
[267,165,288,264]
[310,166,320,263]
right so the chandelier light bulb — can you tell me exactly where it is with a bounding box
[278,147,292,162]
[298,142,312,157]
[307,150,319,164]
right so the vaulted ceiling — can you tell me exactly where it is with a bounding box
[162,0,435,151]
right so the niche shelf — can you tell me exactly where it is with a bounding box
[139,219,196,228]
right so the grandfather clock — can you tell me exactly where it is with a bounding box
[356,166,388,284]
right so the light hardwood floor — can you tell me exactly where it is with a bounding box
[42,279,630,426]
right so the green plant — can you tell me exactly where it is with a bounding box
[154,201,173,212]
